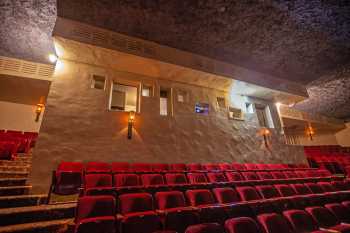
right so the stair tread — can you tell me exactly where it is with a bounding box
[0,194,47,200]
[0,218,73,233]
[0,203,76,215]
[0,171,29,174]
[0,186,32,190]
[0,178,27,181]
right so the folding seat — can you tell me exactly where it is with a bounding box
[270,171,286,180]
[256,164,270,170]
[141,174,165,186]
[256,185,281,199]
[169,163,187,172]
[53,162,83,195]
[231,163,246,171]
[119,193,162,233]
[342,201,350,210]
[225,172,244,182]
[306,206,350,232]
[244,164,258,170]
[283,171,298,179]
[165,173,188,185]
[85,162,111,174]
[155,191,199,233]
[153,163,169,172]
[0,141,17,160]
[212,187,241,204]
[325,203,350,223]
[187,163,203,171]
[304,183,325,194]
[111,162,130,173]
[257,213,294,233]
[317,182,336,192]
[84,174,113,195]
[202,163,220,171]
[131,163,152,172]
[114,173,140,187]
[282,209,326,233]
[218,163,233,171]
[236,186,261,201]
[187,173,208,184]
[74,195,116,233]
[185,189,227,223]
[241,172,259,181]
[224,217,262,233]
[184,223,224,233]
[318,169,332,177]
[295,170,307,178]
[290,183,313,195]
[256,172,273,180]
[331,180,350,191]
[274,184,297,197]
[206,172,227,183]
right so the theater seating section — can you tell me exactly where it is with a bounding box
[48,161,350,233]
[0,130,38,160]
[305,145,350,176]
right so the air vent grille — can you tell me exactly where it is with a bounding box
[22,62,38,75]
[3,59,21,72]
[38,66,54,77]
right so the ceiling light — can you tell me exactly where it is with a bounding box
[48,54,57,63]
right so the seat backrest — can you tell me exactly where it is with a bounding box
[256,172,273,180]
[241,172,259,181]
[290,183,312,195]
[165,173,188,185]
[304,183,324,194]
[155,191,187,209]
[317,182,336,192]
[225,217,261,233]
[325,203,350,223]
[203,163,220,171]
[185,223,224,233]
[141,174,165,186]
[114,174,140,187]
[118,193,154,214]
[152,163,169,172]
[331,180,349,191]
[207,172,227,183]
[85,162,111,173]
[219,163,233,170]
[270,171,286,179]
[256,185,281,199]
[231,163,246,171]
[244,164,258,170]
[282,209,318,232]
[213,187,241,204]
[283,171,297,178]
[85,174,112,189]
[57,162,83,173]
[257,213,293,233]
[256,164,270,170]
[187,173,208,184]
[236,186,261,201]
[111,162,130,173]
[75,195,116,223]
[169,163,187,172]
[187,163,203,171]
[225,172,244,182]
[274,184,297,197]
[305,206,340,228]
[131,163,152,172]
[186,189,215,206]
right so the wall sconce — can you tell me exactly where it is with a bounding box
[127,111,135,140]
[305,124,315,141]
[35,103,44,122]
[258,127,271,148]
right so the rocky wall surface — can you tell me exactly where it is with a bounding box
[29,59,306,193]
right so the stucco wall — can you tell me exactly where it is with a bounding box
[336,123,350,147]
[29,58,306,193]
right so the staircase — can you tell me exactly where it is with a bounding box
[0,153,76,233]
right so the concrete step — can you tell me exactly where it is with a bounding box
[0,171,29,179]
[0,195,47,208]
[0,166,30,173]
[0,218,73,233]
[13,156,32,162]
[0,161,30,167]
[0,178,26,187]
[0,186,31,196]
[0,203,76,227]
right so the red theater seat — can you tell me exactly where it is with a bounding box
[231,163,246,171]
[225,172,244,182]
[256,172,273,180]
[85,162,111,173]
[244,164,258,170]
[141,174,165,186]
[186,189,216,207]
[325,203,350,224]
[187,163,203,171]
[236,186,261,201]
[203,163,220,171]
[241,172,259,181]
[131,163,152,172]
[165,173,188,185]
[152,163,169,172]
[111,162,130,173]
[54,162,83,195]
[331,180,349,191]
[169,163,187,172]
[283,171,298,179]
[270,171,286,180]
[206,172,227,183]
[84,174,113,195]
[219,163,233,170]
[274,184,297,197]
[305,183,325,194]
[225,217,261,233]
[118,193,154,214]
[317,182,336,192]
[74,216,116,233]
[256,164,270,170]
[257,213,293,233]
[187,173,208,184]
[290,183,313,195]
[256,185,281,199]
[114,174,140,187]
[185,223,224,233]
[212,187,241,204]
[282,209,325,233]
[0,141,17,160]
[121,212,162,233]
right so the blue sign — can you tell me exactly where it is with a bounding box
[195,103,209,115]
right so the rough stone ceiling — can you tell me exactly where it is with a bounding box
[0,0,349,120]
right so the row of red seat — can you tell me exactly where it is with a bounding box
[0,130,38,160]
[73,179,350,233]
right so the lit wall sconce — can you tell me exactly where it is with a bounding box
[305,124,315,141]
[35,103,44,122]
[127,111,135,140]
[259,127,271,148]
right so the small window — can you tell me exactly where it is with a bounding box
[245,103,254,113]
[160,90,168,116]
[255,104,274,128]
[177,90,188,103]
[91,75,106,90]
[217,97,226,108]
[142,84,152,97]
[110,83,137,112]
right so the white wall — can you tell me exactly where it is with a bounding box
[0,101,44,132]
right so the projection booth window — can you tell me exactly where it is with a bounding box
[110,82,138,112]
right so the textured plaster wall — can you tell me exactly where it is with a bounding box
[29,57,306,193]
[0,101,43,132]
[336,123,350,147]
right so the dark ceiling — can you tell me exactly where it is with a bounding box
[0,0,349,120]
